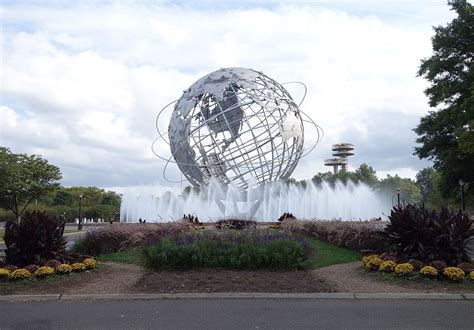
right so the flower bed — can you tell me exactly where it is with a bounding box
[144,230,310,270]
[0,258,97,282]
[361,254,474,283]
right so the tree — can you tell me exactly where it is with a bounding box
[355,164,379,189]
[379,175,421,205]
[415,0,474,200]
[416,168,436,204]
[0,147,62,221]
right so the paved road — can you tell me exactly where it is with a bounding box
[1,299,473,329]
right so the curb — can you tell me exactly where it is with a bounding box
[0,293,472,302]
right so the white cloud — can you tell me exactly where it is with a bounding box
[0,1,454,189]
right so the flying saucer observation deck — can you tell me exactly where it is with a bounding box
[324,143,354,173]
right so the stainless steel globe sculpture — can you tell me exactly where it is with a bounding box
[154,67,321,190]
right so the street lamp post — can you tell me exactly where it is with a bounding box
[396,189,400,208]
[78,194,83,230]
[459,180,465,212]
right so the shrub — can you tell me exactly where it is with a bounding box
[25,264,39,273]
[9,268,31,280]
[72,223,188,255]
[0,268,10,280]
[284,220,385,252]
[44,259,62,270]
[144,231,309,270]
[457,262,474,273]
[379,260,397,272]
[430,260,448,271]
[71,263,86,272]
[57,264,72,274]
[0,259,6,268]
[420,266,438,278]
[395,263,414,276]
[443,267,465,281]
[35,266,55,278]
[3,264,17,272]
[4,211,66,266]
[408,259,424,271]
[83,258,97,269]
[383,205,473,265]
[215,219,257,230]
[470,271,474,281]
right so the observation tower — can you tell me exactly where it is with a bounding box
[324,143,354,173]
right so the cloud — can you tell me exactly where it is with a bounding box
[0,1,453,189]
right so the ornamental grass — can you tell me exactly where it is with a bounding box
[443,267,465,281]
[35,266,55,278]
[394,263,414,276]
[8,268,32,280]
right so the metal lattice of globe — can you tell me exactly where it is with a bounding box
[155,67,321,190]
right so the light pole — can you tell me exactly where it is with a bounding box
[459,180,465,212]
[396,188,400,208]
[78,194,83,230]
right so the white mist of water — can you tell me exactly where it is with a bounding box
[120,179,390,222]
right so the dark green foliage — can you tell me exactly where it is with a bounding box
[215,219,257,230]
[144,231,309,270]
[415,1,474,201]
[0,148,62,220]
[4,211,66,266]
[384,204,473,265]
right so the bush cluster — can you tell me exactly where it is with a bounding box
[4,211,67,266]
[0,258,96,281]
[144,231,310,270]
[361,254,473,283]
[283,219,385,252]
[382,205,473,265]
[215,219,257,230]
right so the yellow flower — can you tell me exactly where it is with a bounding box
[470,271,474,281]
[9,268,32,280]
[0,268,10,280]
[395,263,414,276]
[35,266,55,278]
[443,267,465,281]
[379,260,397,272]
[363,255,383,271]
[83,258,97,269]
[57,264,72,274]
[420,266,438,278]
[71,263,86,272]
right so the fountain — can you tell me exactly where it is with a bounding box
[120,179,389,222]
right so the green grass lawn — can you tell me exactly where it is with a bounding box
[304,238,362,269]
[98,238,362,270]
[98,248,144,265]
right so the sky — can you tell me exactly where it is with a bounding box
[0,0,460,192]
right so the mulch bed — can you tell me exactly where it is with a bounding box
[134,268,334,293]
[0,262,333,295]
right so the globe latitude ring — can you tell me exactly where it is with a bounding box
[155,67,321,190]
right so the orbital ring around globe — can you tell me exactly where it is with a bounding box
[152,67,323,188]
